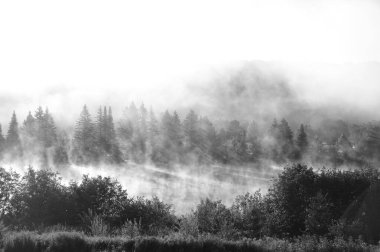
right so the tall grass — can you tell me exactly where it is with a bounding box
[2,231,378,252]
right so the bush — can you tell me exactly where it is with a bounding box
[80,209,109,236]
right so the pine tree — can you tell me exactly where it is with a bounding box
[296,124,308,155]
[148,107,159,140]
[279,118,295,160]
[269,118,281,162]
[0,124,5,158]
[6,111,22,159]
[139,104,147,138]
[34,106,44,145]
[198,116,217,162]
[362,124,380,160]
[171,111,183,148]
[226,120,247,162]
[96,106,105,153]
[157,110,183,163]
[107,106,122,163]
[42,108,57,148]
[246,121,261,161]
[53,131,69,166]
[72,105,97,164]
[23,111,36,136]
[146,107,159,161]
[183,110,200,150]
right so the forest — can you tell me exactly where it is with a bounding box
[1,105,380,251]
[1,103,380,169]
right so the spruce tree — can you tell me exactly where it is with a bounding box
[107,106,122,163]
[23,111,36,136]
[139,104,147,138]
[279,118,294,160]
[6,111,22,159]
[296,124,308,155]
[53,131,69,166]
[42,108,57,148]
[0,124,5,158]
[183,110,200,151]
[171,111,183,148]
[96,106,106,154]
[72,105,97,164]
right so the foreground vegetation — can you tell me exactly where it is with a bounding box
[2,231,377,252]
[1,163,380,251]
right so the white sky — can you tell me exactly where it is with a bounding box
[0,0,379,124]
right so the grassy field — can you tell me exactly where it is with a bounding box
[2,231,378,252]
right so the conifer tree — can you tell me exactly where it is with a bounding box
[139,103,147,138]
[53,131,69,166]
[107,106,122,163]
[42,108,57,148]
[146,107,159,161]
[6,111,22,158]
[23,111,36,136]
[296,124,308,155]
[246,121,261,161]
[183,110,200,151]
[96,106,105,152]
[171,111,183,148]
[148,107,159,141]
[279,118,295,160]
[72,105,97,164]
[0,124,5,158]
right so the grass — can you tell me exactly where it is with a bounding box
[2,231,379,252]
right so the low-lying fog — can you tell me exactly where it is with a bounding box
[2,162,279,215]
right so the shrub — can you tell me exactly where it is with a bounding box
[179,214,199,238]
[119,219,142,238]
[80,209,109,236]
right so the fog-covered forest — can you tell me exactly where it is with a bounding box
[1,101,380,169]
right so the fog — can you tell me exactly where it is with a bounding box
[1,0,380,125]
[1,0,380,214]
[1,160,279,214]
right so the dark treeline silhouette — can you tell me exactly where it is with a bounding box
[1,103,380,168]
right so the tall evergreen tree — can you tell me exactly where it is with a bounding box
[72,105,97,164]
[0,124,5,158]
[53,131,69,166]
[96,106,105,153]
[157,110,183,163]
[107,106,122,163]
[183,110,200,151]
[139,104,148,138]
[246,121,261,161]
[279,118,295,160]
[296,124,308,156]
[6,111,22,159]
[42,108,57,148]
[146,107,159,161]
[198,116,217,162]
[171,111,183,148]
[226,120,247,162]
[23,111,36,136]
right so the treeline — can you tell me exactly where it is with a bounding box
[1,164,379,243]
[1,103,380,167]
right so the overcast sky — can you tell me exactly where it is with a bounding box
[0,0,379,125]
